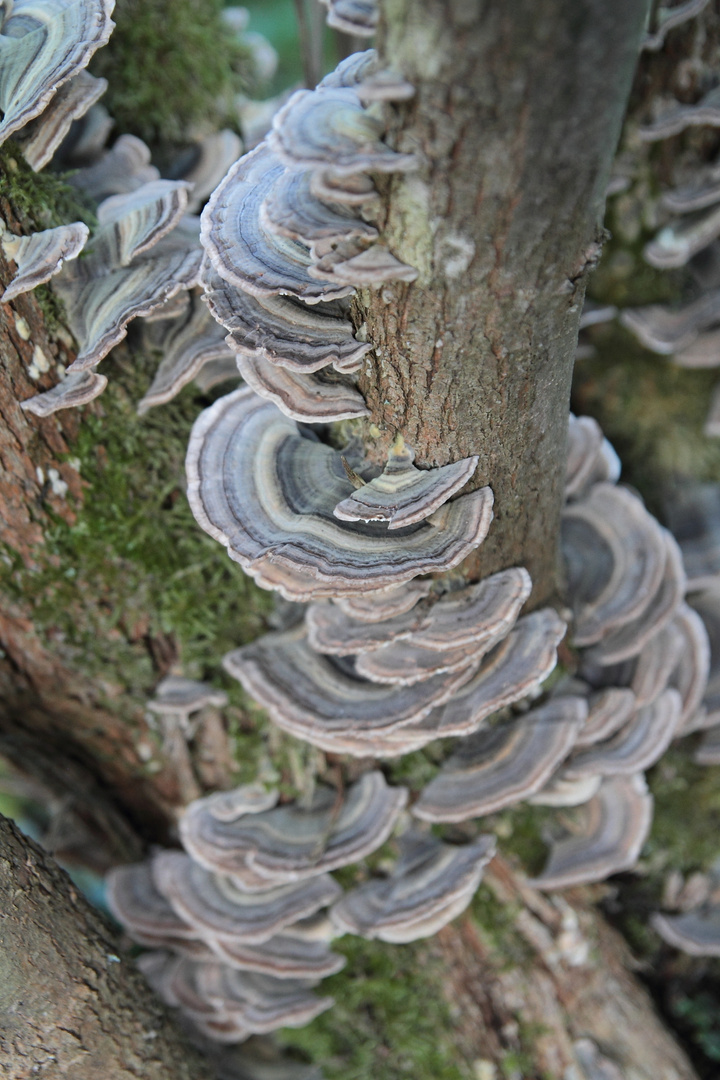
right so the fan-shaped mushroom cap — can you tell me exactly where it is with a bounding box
[58,214,202,373]
[334,580,432,622]
[107,861,199,942]
[529,773,602,808]
[355,70,415,104]
[178,129,244,213]
[317,49,378,90]
[197,785,279,823]
[300,609,566,757]
[223,626,478,749]
[669,603,712,732]
[562,483,667,648]
[651,907,720,955]
[68,132,160,202]
[260,168,378,246]
[20,369,107,415]
[307,569,531,657]
[643,0,710,50]
[334,438,478,530]
[94,180,192,266]
[155,955,333,1036]
[206,932,345,981]
[318,0,378,37]
[146,675,228,721]
[269,87,415,177]
[580,618,685,708]
[194,356,241,392]
[563,688,682,779]
[152,850,342,945]
[180,771,407,885]
[15,68,106,170]
[185,388,494,602]
[530,774,653,890]
[308,242,419,286]
[0,0,115,146]
[2,221,88,301]
[310,168,379,206]
[582,529,686,666]
[565,414,621,500]
[235,353,369,423]
[638,86,720,142]
[620,290,720,355]
[330,832,496,943]
[573,688,637,749]
[200,145,354,304]
[673,327,720,369]
[644,205,720,269]
[138,292,235,413]
[412,697,587,823]
[354,636,495,686]
[666,484,720,590]
[203,264,370,374]
[663,164,720,214]
[689,585,720,725]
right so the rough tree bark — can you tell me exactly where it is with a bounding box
[0,812,213,1079]
[358,0,650,601]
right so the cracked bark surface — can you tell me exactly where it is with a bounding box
[0,812,213,1080]
[357,0,651,603]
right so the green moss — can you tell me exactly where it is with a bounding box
[90,0,252,158]
[1,341,272,713]
[279,936,474,1080]
[0,143,96,230]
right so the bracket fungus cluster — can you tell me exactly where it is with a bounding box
[109,771,497,1044]
[619,48,720,436]
[199,49,419,426]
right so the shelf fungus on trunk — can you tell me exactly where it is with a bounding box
[20,369,107,415]
[529,774,654,890]
[1,221,89,301]
[412,698,587,823]
[565,414,621,500]
[68,132,160,202]
[329,832,496,943]
[652,907,720,956]
[185,388,494,602]
[638,85,720,142]
[54,187,203,374]
[318,0,378,37]
[137,291,238,413]
[179,771,408,884]
[14,68,107,170]
[0,0,115,147]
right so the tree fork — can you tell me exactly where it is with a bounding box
[357,0,651,603]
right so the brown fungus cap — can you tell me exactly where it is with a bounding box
[0,0,115,146]
[412,697,587,824]
[185,388,494,602]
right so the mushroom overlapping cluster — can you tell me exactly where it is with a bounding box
[618,35,720,435]
[108,771,496,1043]
[199,49,420,426]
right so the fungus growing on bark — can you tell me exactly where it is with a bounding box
[260,167,379,246]
[138,291,236,413]
[145,675,228,735]
[178,130,244,214]
[20,369,107,415]
[565,413,621,500]
[0,0,115,146]
[14,68,107,170]
[530,774,654,890]
[620,290,720,355]
[185,388,494,602]
[411,698,587,823]
[152,850,342,945]
[1,221,89,301]
[638,85,720,141]
[203,265,370,374]
[179,771,407,884]
[651,907,720,956]
[235,354,369,422]
[334,580,433,621]
[333,437,479,529]
[330,832,496,943]
[644,206,720,269]
[318,0,378,37]
[573,688,637,749]
[642,0,710,50]
[68,132,160,201]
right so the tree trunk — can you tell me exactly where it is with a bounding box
[0,812,213,1080]
[357,0,651,602]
